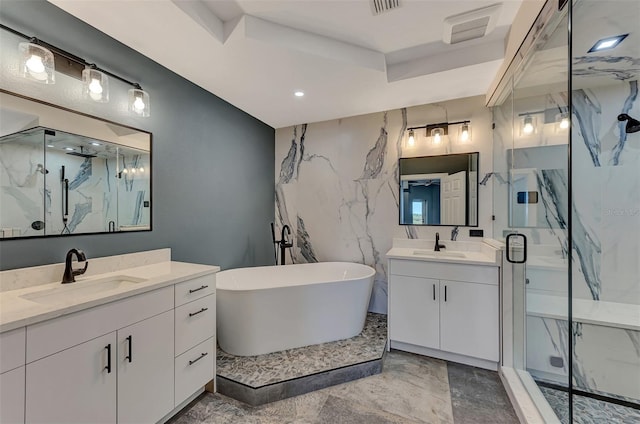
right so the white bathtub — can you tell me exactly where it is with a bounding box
[216,262,375,356]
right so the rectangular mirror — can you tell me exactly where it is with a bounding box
[0,90,151,239]
[399,152,479,226]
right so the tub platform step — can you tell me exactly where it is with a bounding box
[216,313,387,406]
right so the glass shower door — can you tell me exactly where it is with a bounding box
[492,6,571,422]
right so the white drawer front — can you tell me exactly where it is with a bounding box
[27,286,173,363]
[0,327,25,373]
[175,295,215,356]
[175,337,215,407]
[175,274,216,307]
[389,259,498,285]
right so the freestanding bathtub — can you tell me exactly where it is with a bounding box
[216,262,375,356]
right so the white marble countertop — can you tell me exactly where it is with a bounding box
[527,293,640,332]
[0,261,219,333]
[386,238,500,266]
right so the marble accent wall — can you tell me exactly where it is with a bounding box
[275,96,493,313]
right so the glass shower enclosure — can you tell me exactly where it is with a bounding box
[491,0,639,422]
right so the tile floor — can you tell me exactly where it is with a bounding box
[170,351,519,424]
[540,386,640,424]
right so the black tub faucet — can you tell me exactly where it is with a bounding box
[434,233,446,251]
[279,225,294,265]
[62,248,88,284]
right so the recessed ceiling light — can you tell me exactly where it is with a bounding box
[47,144,53,148]
[294,91,304,97]
[65,147,74,151]
[588,34,628,53]
[91,142,101,146]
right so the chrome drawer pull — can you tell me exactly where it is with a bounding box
[189,307,208,317]
[188,352,208,365]
[188,285,209,294]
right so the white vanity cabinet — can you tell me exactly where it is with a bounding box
[388,259,499,369]
[0,327,26,424]
[173,274,216,407]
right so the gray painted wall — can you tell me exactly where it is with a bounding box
[0,1,275,270]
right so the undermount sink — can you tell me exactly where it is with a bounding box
[21,275,147,305]
[412,250,467,258]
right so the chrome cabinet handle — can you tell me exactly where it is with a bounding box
[188,352,208,365]
[189,307,208,317]
[189,285,208,294]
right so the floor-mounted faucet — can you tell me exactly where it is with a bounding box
[271,223,294,265]
[62,248,88,283]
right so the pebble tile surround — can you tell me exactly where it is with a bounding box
[216,312,387,388]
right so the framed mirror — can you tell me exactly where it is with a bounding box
[399,152,479,226]
[0,90,151,239]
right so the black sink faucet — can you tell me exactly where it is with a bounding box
[434,232,446,251]
[279,225,294,265]
[62,249,88,284]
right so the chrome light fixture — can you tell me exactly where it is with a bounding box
[129,87,150,117]
[19,42,55,84]
[82,67,109,102]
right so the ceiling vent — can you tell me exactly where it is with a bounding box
[443,3,502,44]
[370,0,400,16]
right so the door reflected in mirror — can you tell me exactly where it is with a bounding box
[0,90,151,239]
[399,152,479,226]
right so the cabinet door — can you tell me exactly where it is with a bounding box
[1,367,25,424]
[440,280,499,361]
[117,310,174,424]
[25,332,117,424]
[389,275,440,349]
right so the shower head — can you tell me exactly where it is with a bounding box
[617,114,640,134]
[66,146,97,158]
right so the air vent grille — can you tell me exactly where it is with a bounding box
[450,16,491,44]
[370,0,400,16]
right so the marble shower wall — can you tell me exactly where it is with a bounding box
[275,96,493,313]
[572,81,640,305]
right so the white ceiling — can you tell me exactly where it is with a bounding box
[48,0,524,128]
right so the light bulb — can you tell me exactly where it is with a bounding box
[408,130,415,146]
[122,168,129,174]
[26,54,45,73]
[523,116,534,135]
[434,133,441,144]
[461,124,469,142]
[88,78,103,94]
[133,96,145,111]
[131,168,137,174]
[560,117,569,129]
[139,167,144,172]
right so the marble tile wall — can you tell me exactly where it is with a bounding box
[274,96,493,313]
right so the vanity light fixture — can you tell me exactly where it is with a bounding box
[588,34,628,53]
[556,112,570,130]
[406,121,466,147]
[82,67,109,103]
[2,23,150,116]
[19,42,55,84]
[459,122,471,143]
[129,87,150,117]
[431,127,445,145]
[522,115,535,135]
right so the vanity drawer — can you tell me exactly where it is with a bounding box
[0,327,25,373]
[174,337,215,407]
[175,274,216,307]
[389,259,498,285]
[26,286,173,363]
[175,295,215,356]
